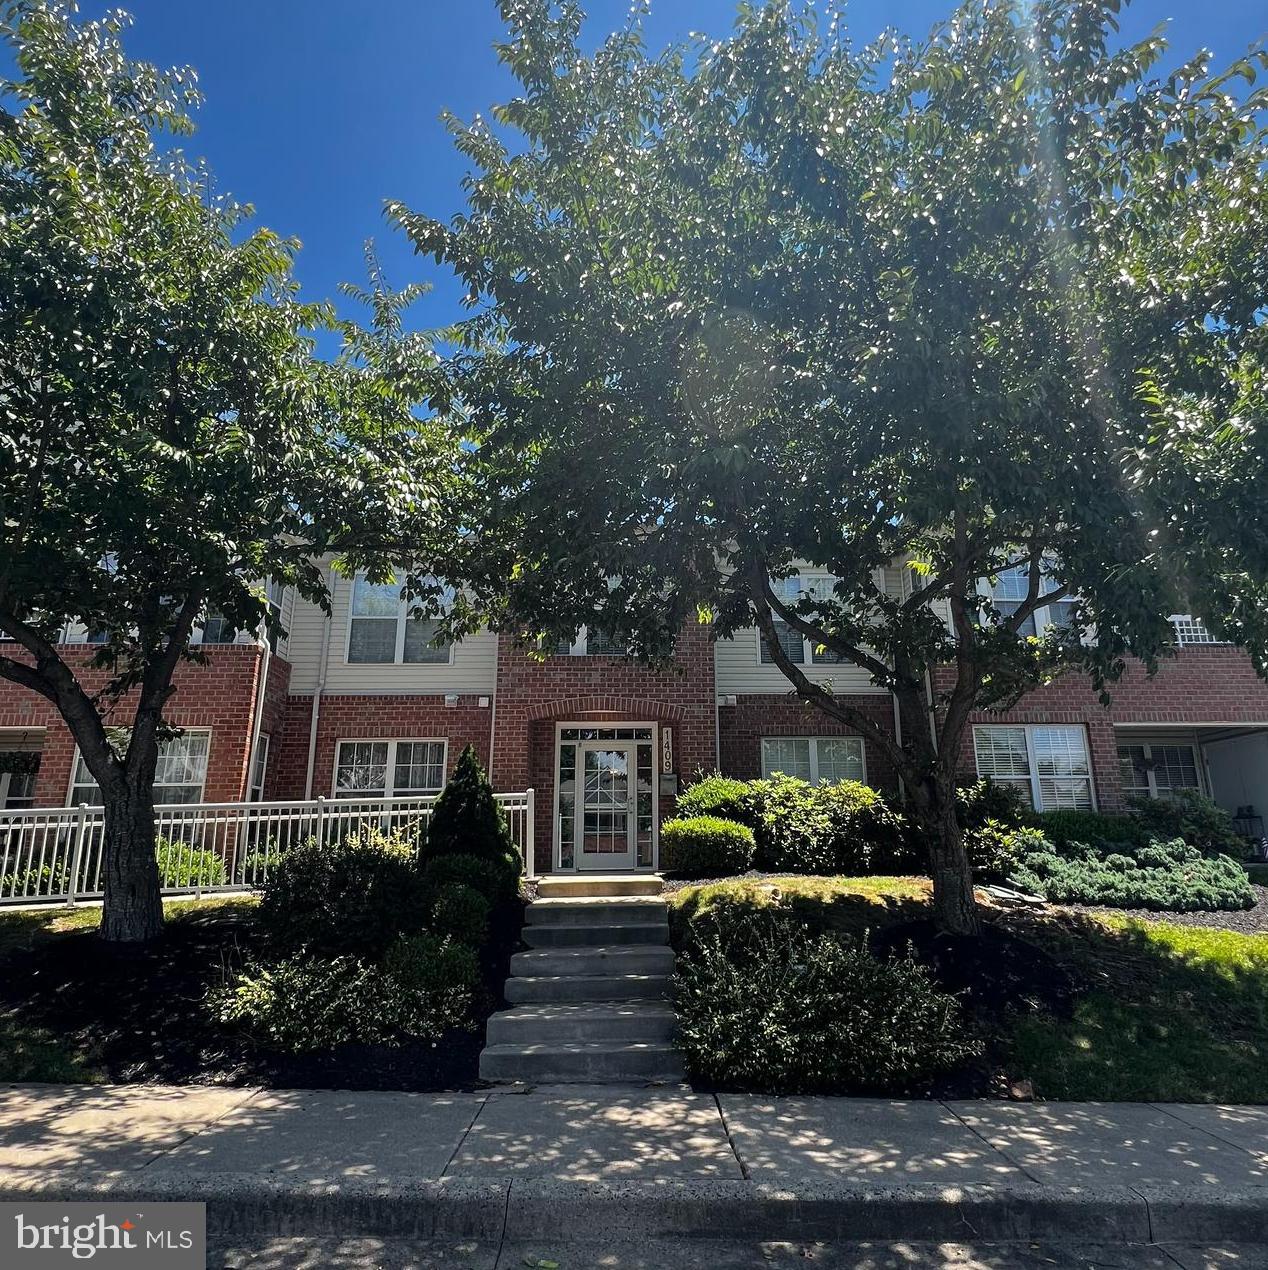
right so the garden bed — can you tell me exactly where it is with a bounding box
[667,875,1268,1103]
[0,898,495,1090]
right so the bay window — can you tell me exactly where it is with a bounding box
[973,724,1094,811]
[760,736,866,785]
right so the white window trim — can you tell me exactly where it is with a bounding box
[344,574,455,667]
[66,729,212,807]
[1118,737,1205,800]
[250,733,271,802]
[972,724,1097,812]
[331,737,449,799]
[755,574,841,665]
[760,735,868,785]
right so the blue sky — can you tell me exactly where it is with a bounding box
[69,1,1268,349]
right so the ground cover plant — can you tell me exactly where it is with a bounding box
[667,876,1268,1102]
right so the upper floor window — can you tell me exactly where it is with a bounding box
[761,736,865,784]
[973,724,1094,811]
[554,627,626,656]
[758,575,844,665]
[347,573,452,665]
[197,613,237,645]
[69,731,210,806]
[987,566,1076,636]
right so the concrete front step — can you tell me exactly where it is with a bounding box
[504,973,672,1004]
[526,896,669,926]
[485,1000,677,1047]
[536,874,664,898]
[522,921,669,948]
[510,944,675,978]
[479,1040,684,1083]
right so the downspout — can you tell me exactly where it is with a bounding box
[303,564,336,799]
[245,609,272,802]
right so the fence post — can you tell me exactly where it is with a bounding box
[524,787,536,881]
[315,795,326,845]
[66,803,90,910]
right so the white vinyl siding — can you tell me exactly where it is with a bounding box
[973,724,1095,811]
[333,739,447,798]
[761,736,866,785]
[69,731,211,806]
[283,572,498,696]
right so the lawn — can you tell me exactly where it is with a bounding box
[0,896,484,1089]
[668,876,1268,1103]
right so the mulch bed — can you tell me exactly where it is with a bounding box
[0,902,504,1090]
[1063,883,1268,935]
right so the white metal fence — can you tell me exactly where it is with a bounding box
[0,789,535,907]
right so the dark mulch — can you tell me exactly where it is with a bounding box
[1063,883,1268,936]
[0,900,514,1090]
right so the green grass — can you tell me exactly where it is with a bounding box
[0,897,257,1084]
[669,875,1268,1102]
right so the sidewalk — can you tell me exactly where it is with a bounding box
[2,1082,1268,1262]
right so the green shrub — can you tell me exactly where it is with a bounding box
[1036,810,1146,850]
[1012,835,1256,912]
[156,838,227,888]
[259,828,431,958]
[423,744,515,864]
[956,779,1032,832]
[965,821,1048,878]
[746,775,912,875]
[213,932,477,1053]
[421,851,520,904]
[0,860,68,898]
[660,816,756,879]
[1127,790,1246,858]
[673,908,979,1094]
[676,774,755,826]
[427,882,491,947]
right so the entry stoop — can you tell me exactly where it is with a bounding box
[536,873,664,898]
[480,886,684,1085]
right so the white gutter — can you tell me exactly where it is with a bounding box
[303,564,336,799]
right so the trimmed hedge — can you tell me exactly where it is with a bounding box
[673,906,979,1094]
[660,816,756,879]
[675,774,755,827]
[423,743,516,864]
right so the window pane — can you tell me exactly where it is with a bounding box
[1032,727,1090,778]
[393,741,445,794]
[200,614,236,644]
[994,600,1038,637]
[351,575,401,617]
[761,737,812,781]
[335,741,388,796]
[251,736,270,800]
[1038,777,1094,810]
[583,627,625,656]
[1118,745,1150,796]
[71,735,208,806]
[1043,599,1078,631]
[348,617,398,663]
[760,620,805,664]
[403,618,451,663]
[1151,744,1200,793]
[814,738,865,784]
[973,726,1031,780]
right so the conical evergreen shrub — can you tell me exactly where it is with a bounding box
[424,743,517,867]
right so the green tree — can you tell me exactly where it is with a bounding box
[394,0,1268,932]
[425,743,518,866]
[0,2,447,941]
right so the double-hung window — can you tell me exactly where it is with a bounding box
[69,732,211,806]
[973,724,1094,811]
[760,736,866,784]
[554,627,626,656]
[347,573,452,665]
[1118,741,1202,801]
[758,575,843,665]
[987,566,1076,636]
[333,739,447,799]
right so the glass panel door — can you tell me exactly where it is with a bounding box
[576,744,636,870]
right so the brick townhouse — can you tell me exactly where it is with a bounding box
[3,565,1267,873]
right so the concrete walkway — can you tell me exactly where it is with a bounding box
[3,1083,1268,1264]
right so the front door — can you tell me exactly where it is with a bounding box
[576,742,637,871]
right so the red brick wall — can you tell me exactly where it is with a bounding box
[0,641,267,807]
[719,694,901,795]
[935,647,1268,812]
[491,626,717,870]
[272,693,494,800]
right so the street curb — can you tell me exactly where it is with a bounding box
[0,1171,1265,1243]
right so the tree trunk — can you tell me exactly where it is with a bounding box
[98,783,164,943]
[912,779,982,936]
